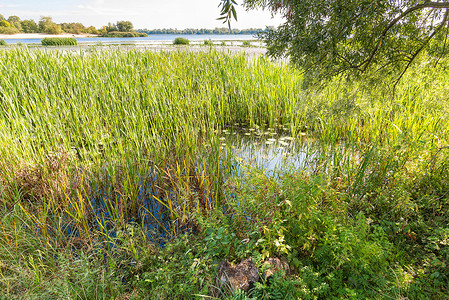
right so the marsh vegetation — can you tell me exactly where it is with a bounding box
[0,49,447,298]
[41,37,78,46]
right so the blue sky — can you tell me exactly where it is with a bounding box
[0,0,283,29]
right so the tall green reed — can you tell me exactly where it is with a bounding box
[0,48,447,248]
[0,48,304,243]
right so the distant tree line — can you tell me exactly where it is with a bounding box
[0,13,271,36]
[0,14,141,36]
[137,27,273,35]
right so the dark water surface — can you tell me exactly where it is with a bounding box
[62,127,313,246]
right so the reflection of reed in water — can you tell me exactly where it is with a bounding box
[219,125,316,174]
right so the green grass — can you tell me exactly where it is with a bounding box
[0,48,447,298]
[41,37,78,46]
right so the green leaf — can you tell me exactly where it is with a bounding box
[231,6,238,21]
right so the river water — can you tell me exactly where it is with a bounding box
[2,34,258,45]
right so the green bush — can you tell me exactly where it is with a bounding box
[41,37,78,46]
[252,271,300,300]
[173,37,190,45]
[242,41,251,47]
[134,233,213,298]
[0,26,19,34]
[0,39,7,46]
[223,170,398,298]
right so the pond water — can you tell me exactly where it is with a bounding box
[60,126,315,247]
[219,125,315,176]
[3,34,257,45]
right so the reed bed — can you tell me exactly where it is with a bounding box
[0,49,304,244]
[0,48,448,298]
[0,47,447,244]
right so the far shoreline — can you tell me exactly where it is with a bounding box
[0,33,260,40]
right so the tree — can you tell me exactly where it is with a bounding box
[39,16,62,34]
[60,22,86,34]
[105,22,117,33]
[0,20,11,27]
[21,19,39,33]
[220,0,449,85]
[0,19,20,34]
[116,21,134,32]
[7,16,22,31]
[99,26,108,35]
[86,26,100,35]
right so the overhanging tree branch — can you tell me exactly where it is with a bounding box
[359,2,449,72]
[227,0,449,87]
[392,8,449,93]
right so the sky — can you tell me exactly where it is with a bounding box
[0,0,284,29]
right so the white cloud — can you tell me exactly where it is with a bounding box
[0,4,21,8]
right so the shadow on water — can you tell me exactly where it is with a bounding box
[61,125,318,248]
[62,171,174,248]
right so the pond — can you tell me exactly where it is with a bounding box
[59,126,314,246]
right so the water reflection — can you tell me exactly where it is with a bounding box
[219,125,316,176]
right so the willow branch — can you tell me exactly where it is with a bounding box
[359,2,449,72]
[392,8,449,95]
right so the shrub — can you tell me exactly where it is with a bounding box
[242,40,251,47]
[252,270,300,299]
[0,40,7,46]
[173,37,190,45]
[41,37,78,46]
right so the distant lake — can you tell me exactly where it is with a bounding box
[3,34,258,45]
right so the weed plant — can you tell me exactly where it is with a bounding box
[0,49,447,298]
[0,39,7,46]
